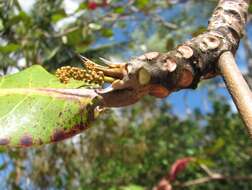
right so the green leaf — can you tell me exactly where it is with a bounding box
[66,29,84,45]
[113,7,125,14]
[8,11,31,26]
[0,162,7,171]
[51,14,66,23]
[166,38,175,50]
[205,138,225,155]
[44,47,60,61]
[0,65,101,147]
[0,43,21,53]
[0,19,3,31]
[101,28,113,38]
[51,9,67,23]
[78,2,88,11]
[249,5,252,13]
[195,158,215,167]
[135,0,149,9]
[191,26,207,37]
[121,185,144,190]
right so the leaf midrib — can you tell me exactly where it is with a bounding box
[0,88,98,101]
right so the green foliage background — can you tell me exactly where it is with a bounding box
[0,0,252,189]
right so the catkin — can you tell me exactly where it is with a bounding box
[55,64,105,85]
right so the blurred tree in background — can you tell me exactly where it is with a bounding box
[0,0,252,189]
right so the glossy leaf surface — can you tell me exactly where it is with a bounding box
[0,65,99,147]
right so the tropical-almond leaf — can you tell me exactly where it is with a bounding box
[0,65,100,148]
[168,157,193,181]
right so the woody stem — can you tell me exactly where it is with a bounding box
[218,51,252,138]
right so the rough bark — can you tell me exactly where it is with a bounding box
[98,0,250,127]
[134,0,249,93]
[156,0,252,136]
[96,1,252,140]
[99,0,249,106]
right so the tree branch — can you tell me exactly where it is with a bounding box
[56,1,251,137]
[97,0,250,110]
[153,160,252,189]
[178,175,252,188]
[218,51,252,138]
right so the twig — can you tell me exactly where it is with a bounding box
[199,164,216,177]
[54,27,79,38]
[178,175,252,187]
[151,13,178,30]
[243,33,252,75]
[129,4,178,30]
[218,51,252,138]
